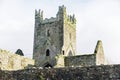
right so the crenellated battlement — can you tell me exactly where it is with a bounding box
[35,9,58,24]
[35,9,43,22]
[35,5,76,24]
[42,17,58,24]
[57,5,66,16]
[65,14,76,24]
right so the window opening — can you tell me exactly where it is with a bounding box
[63,50,64,55]
[46,49,50,56]
[47,30,50,37]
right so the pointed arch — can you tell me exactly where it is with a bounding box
[46,49,50,56]
[43,62,53,68]
[68,50,73,56]
[47,30,50,37]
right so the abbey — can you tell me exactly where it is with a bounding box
[33,5,105,68]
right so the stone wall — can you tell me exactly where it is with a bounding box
[0,49,34,70]
[64,40,105,67]
[1,64,120,80]
[65,54,96,67]
[55,55,65,67]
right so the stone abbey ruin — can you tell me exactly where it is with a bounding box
[33,5,105,68]
[1,5,120,80]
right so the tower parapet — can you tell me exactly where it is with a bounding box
[56,5,66,20]
[35,9,43,23]
[35,5,76,25]
[56,5,76,24]
[66,14,76,24]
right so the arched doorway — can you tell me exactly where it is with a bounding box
[46,49,50,56]
[43,62,53,68]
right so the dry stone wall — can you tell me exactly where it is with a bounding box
[1,64,120,80]
[0,49,34,70]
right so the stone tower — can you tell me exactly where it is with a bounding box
[33,5,76,67]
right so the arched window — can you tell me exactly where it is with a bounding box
[47,30,50,37]
[15,49,24,56]
[62,50,64,55]
[46,49,50,56]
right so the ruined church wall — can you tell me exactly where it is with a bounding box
[0,49,34,70]
[94,40,105,65]
[96,49,105,65]
[1,64,120,80]
[64,54,96,67]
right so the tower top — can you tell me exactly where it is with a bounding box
[35,5,76,24]
[58,5,66,13]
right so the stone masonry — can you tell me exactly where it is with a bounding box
[64,40,105,67]
[0,5,105,71]
[0,5,109,80]
[33,5,76,67]
[1,64,120,80]
[0,49,34,70]
[33,5,105,68]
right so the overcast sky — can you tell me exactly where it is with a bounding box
[0,0,120,64]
